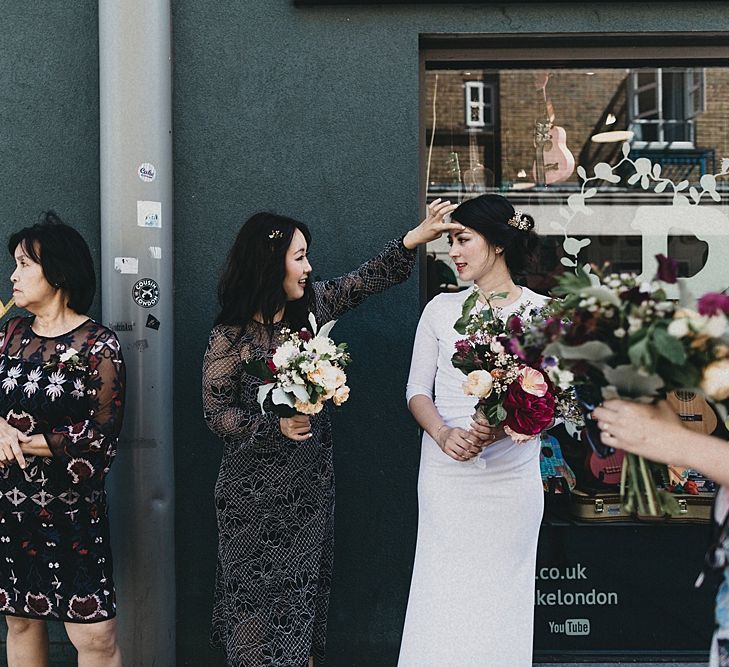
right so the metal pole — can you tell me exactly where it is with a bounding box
[99,2,175,664]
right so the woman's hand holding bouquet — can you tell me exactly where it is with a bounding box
[245,314,351,440]
[451,289,579,453]
[539,254,729,516]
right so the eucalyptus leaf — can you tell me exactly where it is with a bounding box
[257,383,275,412]
[272,387,295,407]
[652,327,687,365]
[291,384,310,402]
[543,340,614,362]
[454,290,480,334]
[602,364,664,398]
[628,336,652,370]
[318,319,337,340]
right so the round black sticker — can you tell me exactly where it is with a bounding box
[132,278,160,308]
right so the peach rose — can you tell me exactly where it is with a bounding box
[701,359,729,401]
[463,370,493,399]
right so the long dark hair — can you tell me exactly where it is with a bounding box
[215,212,314,331]
[8,210,96,314]
[452,194,539,278]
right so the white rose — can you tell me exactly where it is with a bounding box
[272,342,299,369]
[462,370,493,399]
[667,317,690,339]
[547,367,574,391]
[701,359,729,401]
[60,348,79,363]
[304,336,337,358]
[308,361,346,391]
[489,340,505,354]
[700,313,728,339]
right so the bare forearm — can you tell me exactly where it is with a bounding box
[21,434,52,457]
[408,395,446,442]
[664,430,729,488]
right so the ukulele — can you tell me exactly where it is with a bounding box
[666,390,718,491]
[539,434,577,494]
[531,74,575,187]
[666,390,718,434]
[587,447,625,486]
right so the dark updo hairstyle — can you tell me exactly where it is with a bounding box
[8,211,96,314]
[215,211,314,331]
[452,194,538,278]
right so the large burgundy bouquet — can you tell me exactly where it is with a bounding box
[451,289,580,443]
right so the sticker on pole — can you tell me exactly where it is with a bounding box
[132,278,160,308]
[137,200,162,228]
[138,163,157,182]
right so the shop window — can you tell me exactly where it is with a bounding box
[422,45,728,662]
[464,81,494,129]
[628,68,705,146]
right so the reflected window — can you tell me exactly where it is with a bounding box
[423,65,729,302]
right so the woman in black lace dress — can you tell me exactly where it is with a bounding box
[202,201,459,667]
[0,213,125,666]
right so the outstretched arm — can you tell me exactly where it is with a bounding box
[593,399,729,487]
[315,199,460,321]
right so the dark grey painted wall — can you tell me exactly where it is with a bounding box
[0,2,100,317]
[0,1,99,661]
[171,3,728,666]
[0,1,726,665]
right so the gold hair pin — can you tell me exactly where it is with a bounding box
[506,210,532,231]
[268,229,284,240]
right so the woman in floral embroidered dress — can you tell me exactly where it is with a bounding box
[202,202,459,667]
[0,213,125,667]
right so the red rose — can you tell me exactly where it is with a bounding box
[502,381,555,437]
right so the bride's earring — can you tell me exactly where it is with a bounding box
[495,247,503,254]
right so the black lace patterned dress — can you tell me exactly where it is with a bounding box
[0,317,125,623]
[203,238,416,666]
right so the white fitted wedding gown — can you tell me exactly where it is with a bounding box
[398,287,547,667]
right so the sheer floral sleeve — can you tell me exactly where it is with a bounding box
[44,329,125,474]
[314,238,416,321]
[202,325,279,448]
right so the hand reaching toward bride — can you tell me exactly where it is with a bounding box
[402,199,462,250]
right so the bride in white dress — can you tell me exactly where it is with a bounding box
[398,194,547,667]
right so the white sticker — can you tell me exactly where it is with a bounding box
[137,201,162,228]
[149,246,162,260]
[138,163,156,182]
[114,257,139,274]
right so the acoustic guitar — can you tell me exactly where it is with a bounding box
[462,130,494,192]
[531,74,575,187]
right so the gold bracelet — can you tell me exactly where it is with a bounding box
[435,423,447,444]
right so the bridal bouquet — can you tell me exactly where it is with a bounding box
[246,314,351,417]
[540,254,729,516]
[451,288,580,443]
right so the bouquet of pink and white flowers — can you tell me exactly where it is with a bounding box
[247,314,351,417]
[451,289,580,443]
[539,254,729,516]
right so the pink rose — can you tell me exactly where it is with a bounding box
[518,367,549,397]
[502,381,555,437]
